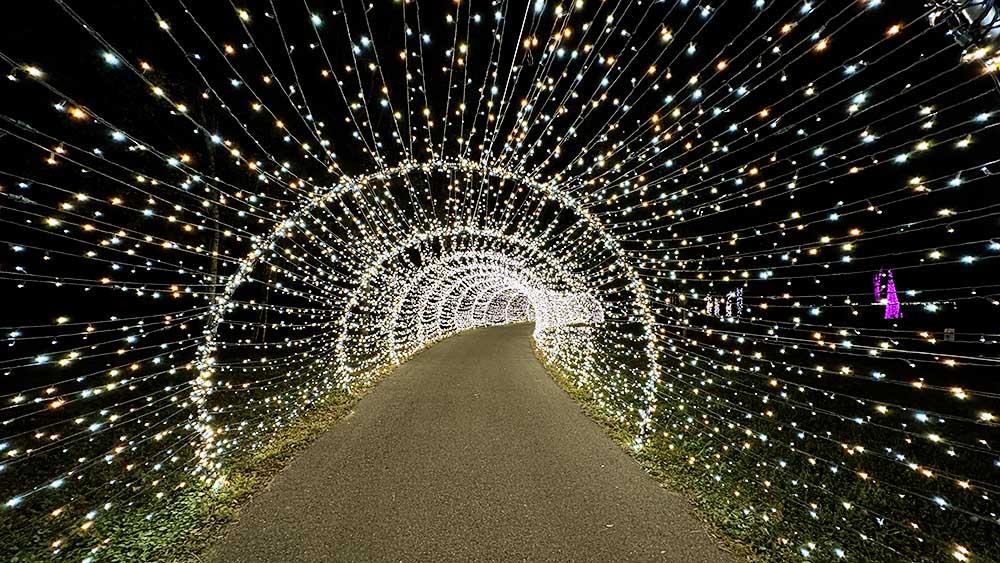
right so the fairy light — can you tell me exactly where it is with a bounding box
[1,2,999,562]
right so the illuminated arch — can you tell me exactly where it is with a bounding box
[193,157,663,470]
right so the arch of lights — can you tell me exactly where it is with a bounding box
[192,160,663,471]
[2,1,1000,562]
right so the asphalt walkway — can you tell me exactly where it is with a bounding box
[209,324,735,563]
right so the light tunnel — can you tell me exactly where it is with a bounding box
[194,160,662,467]
[3,1,1000,561]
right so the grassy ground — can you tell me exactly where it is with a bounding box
[532,339,1000,563]
[141,390,368,563]
[10,369,394,563]
[12,333,981,562]
[97,336,749,563]
[532,342,759,562]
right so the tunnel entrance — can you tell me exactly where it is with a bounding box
[194,159,662,470]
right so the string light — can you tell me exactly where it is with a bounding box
[0,1,999,562]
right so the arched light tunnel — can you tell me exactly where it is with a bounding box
[1,1,1000,562]
[197,161,662,466]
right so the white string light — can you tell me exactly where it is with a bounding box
[1,1,999,562]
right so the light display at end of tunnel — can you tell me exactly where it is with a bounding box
[1,1,1000,562]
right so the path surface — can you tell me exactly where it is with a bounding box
[210,324,735,563]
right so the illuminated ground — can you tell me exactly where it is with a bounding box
[208,324,733,563]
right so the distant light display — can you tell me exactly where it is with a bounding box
[0,1,999,562]
[706,288,744,320]
[884,269,903,319]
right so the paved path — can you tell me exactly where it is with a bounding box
[210,324,735,563]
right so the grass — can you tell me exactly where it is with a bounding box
[7,368,393,563]
[532,340,1000,563]
[10,332,988,562]
[147,390,367,563]
[532,341,767,563]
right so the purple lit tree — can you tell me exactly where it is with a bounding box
[884,270,902,320]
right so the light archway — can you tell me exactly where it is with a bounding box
[193,158,663,471]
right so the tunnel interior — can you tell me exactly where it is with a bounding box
[199,161,662,463]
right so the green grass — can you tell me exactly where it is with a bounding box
[7,369,392,563]
[532,342,761,563]
[11,335,986,563]
[532,339,1000,563]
